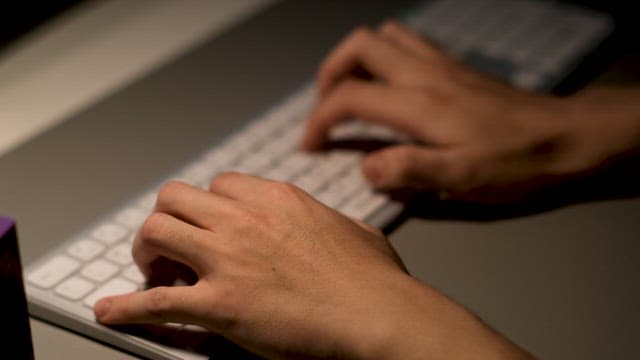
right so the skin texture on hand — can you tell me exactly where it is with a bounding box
[302,20,640,203]
[93,176,533,359]
[93,175,410,358]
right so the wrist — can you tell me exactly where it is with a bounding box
[545,86,640,177]
[343,274,532,360]
[577,86,640,149]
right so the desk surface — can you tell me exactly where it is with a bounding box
[2,1,639,359]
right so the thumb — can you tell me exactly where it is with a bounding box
[362,145,460,191]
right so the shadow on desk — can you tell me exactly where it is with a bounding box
[395,153,640,224]
[110,323,264,360]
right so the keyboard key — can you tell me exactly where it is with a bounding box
[262,167,294,182]
[137,191,158,210]
[339,190,389,221]
[126,233,136,243]
[122,264,146,284]
[202,148,237,170]
[55,276,95,301]
[83,278,138,308]
[275,153,319,177]
[293,174,325,195]
[115,207,149,229]
[463,51,517,81]
[331,168,369,197]
[306,151,361,180]
[105,242,134,266]
[233,154,274,175]
[260,134,297,159]
[183,324,209,333]
[180,161,217,186]
[318,171,366,209]
[27,255,80,289]
[316,190,344,209]
[92,223,129,245]
[67,239,105,261]
[81,259,119,282]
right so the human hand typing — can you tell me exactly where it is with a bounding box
[93,175,408,358]
[302,20,640,203]
[94,175,531,359]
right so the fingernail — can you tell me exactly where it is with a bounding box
[94,298,112,320]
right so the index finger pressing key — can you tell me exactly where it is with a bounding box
[94,285,206,326]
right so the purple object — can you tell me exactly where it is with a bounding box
[0,216,35,359]
[0,216,14,239]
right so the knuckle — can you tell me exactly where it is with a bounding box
[139,212,169,242]
[208,171,236,191]
[387,147,419,178]
[350,26,375,43]
[269,181,304,200]
[156,180,186,208]
[238,207,264,227]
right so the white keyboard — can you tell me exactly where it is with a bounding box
[26,84,401,295]
[25,0,614,359]
[25,83,405,359]
[404,0,613,91]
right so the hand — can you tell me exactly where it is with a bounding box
[94,175,532,359]
[94,175,408,358]
[302,20,640,202]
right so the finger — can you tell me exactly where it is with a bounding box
[316,26,424,96]
[134,212,214,278]
[94,285,206,326]
[155,180,236,230]
[361,144,466,191]
[377,19,446,61]
[301,80,427,150]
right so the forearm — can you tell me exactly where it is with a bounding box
[347,275,534,360]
